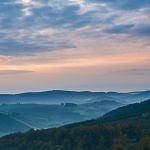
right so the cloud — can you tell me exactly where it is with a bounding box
[91,0,150,10]
[103,23,150,39]
[0,39,75,56]
[0,0,150,56]
[134,24,150,37]
[115,68,150,76]
[0,0,96,56]
[104,24,134,34]
[0,70,33,75]
[21,0,32,5]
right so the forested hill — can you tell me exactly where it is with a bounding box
[101,99,150,121]
[0,100,149,150]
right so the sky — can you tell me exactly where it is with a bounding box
[0,0,150,93]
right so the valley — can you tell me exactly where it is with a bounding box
[0,90,149,137]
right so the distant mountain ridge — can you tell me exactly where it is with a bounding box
[0,90,149,104]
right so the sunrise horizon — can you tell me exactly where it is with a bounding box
[0,0,149,93]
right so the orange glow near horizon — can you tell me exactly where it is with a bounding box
[0,51,149,72]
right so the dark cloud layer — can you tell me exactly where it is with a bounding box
[0,0,150,56]
[0,39,75,56]
[104,24,150,38]
[91,0,150,10]
[134,24,150,37]
[104,24,134,34]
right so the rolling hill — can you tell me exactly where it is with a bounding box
[0,113,29,137]
[0,100,121,136]
[0,90,149,137]
[0,90,149,105]
[0,100,149,150]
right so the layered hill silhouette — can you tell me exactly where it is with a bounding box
[0,90,149,104]
[0,90,149,137]
[0,100,149,150]
[0,100,121,136]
